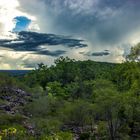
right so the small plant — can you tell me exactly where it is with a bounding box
[0,127,28,140]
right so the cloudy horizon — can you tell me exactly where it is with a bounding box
[0,0,140,69]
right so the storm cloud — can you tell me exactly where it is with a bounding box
[32,50,66,57]
[15,0,140,65]
[18,0,140,44]
[0,31,87,57]
[80,50,110,57]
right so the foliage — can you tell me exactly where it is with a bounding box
[126,43,140,61]
[45,132,73,140]
[0,56,140,139]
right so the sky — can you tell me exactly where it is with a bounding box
[0,0,140,69]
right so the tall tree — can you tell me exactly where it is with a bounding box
[126,43,140,62]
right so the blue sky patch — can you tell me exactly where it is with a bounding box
[13,16,31,32]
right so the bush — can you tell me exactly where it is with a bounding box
[45,132,73,140]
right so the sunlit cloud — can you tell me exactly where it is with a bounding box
[0,0,38,39]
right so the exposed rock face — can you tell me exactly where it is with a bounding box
[0,86,32,114]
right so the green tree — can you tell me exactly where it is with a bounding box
[93,80,123,140]
[126,43,140,62]
[47,81,68,99]
[123,92,140,139]
[61,100,95,127]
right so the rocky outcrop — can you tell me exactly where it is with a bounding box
[0,86,32,114]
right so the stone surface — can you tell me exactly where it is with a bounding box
[0,86,32,114]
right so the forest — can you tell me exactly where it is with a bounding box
[0,44,140,140]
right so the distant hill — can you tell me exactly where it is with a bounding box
[0,70,30,76]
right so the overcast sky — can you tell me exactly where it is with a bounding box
[0,0,140,69]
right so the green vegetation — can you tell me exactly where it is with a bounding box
[0,45,140,139]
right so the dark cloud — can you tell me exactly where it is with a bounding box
[0,31,87,57]
[25,0,140,45]
[32,50,66,57]
[80,50,110,57]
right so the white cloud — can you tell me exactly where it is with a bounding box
[0,0,38,39]
[0,46,55,69]
[28,21,40,32]
[0,0,18,38]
